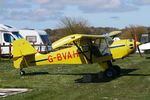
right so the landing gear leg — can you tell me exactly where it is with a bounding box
[103,67,117,78]
[112,65,121,76]
[20,69,25,76]
[103,61,121,78]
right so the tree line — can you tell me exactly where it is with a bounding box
[45,17,150,42]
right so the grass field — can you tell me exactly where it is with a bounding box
[0,54,150,100]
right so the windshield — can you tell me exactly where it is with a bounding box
[105,36,114,45]
[40,35,51,44]
[95,39,111,56]
[12,32,23,39]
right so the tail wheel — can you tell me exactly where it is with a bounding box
[113,65,121,76]
[103,68,117,78]
[20,71,25,76]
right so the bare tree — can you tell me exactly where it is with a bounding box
[58,17,91,36]
[120,25,148,41]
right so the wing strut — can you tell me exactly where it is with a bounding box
[73,41,93,63]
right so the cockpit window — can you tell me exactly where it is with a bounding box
[94,39,111,56]
[105,36,113,45]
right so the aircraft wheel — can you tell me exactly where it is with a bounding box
[20,71,25,76]
[104,68,117,78]
[113,65,121,76]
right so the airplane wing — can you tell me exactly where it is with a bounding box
[107,31,122,37]
[52,34,105,49]
[102,31,122,43]
[139,42,150,50]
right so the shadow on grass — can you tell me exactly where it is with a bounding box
[76,68,150,83]
[24,68,150,83]
[75,68,138,83]
[145,57,150,59]
[25,72,49,76]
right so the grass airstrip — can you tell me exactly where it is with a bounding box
[0,54,150,100]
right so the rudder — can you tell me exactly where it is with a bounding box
[12,39,37,69]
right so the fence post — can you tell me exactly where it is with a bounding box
[2,43,5,59]
[0,44,1,60]
[46,43,48,53]
[40,43,42,53]
[9,44,12,59]
[32,42,35,49]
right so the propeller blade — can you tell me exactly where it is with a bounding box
[129,27,142,57]
[137,45,142,57]
[134,31,142,57]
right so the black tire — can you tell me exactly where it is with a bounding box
[113,65,121,76]
[103,68,117,78]
[20,71,25,76]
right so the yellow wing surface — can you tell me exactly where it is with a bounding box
[52,34,105,49]
[108,31,122,37]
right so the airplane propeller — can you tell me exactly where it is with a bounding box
[134,32,142,57]
[130,28,142,57]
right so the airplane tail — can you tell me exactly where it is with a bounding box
[12,39,37,69]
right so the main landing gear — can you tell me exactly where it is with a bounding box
[103,65,121,78]
[20,69,25,76]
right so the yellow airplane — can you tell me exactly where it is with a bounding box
[12,34,136,78]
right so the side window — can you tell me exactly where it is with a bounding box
[4,33,16,43]
[26,36,37,43]
[40,35,51,44]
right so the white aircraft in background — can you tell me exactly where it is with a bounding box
[138,42,150,53]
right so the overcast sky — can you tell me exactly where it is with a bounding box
[0,0,150,29]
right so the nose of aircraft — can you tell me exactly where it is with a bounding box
[127,39,136,54]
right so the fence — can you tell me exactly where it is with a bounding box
[0,43,50,59]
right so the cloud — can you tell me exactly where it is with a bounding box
[62,0,137,12]
[4,8,62,21]
[132,0,150,5]
[110,16,120,20]
[0,0,63,21]
[0,0,149,21]
[35,0,50,4]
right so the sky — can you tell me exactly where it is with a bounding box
[0,0,150,29]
